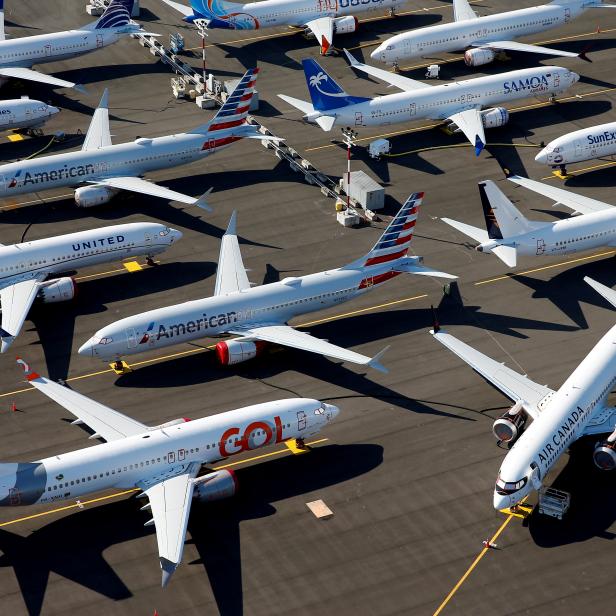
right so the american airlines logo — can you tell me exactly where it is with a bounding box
[71,235,125,251]
[503,75,549,94]
[8,164,95,188]
[154,310,239,340]
[587,130,616,145]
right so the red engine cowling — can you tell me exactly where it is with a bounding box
[215,340,267,365]
[333,16,358,34]
[492,402,526,443]
[464,48,496,67]
[481,107,510,129]
[37,277,76,303]
[74,185,117,208]
[193,469,238,502]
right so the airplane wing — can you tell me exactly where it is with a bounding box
[0,67,84,92]
[229,323,389,372]
[0,278,43,353]
[343,49,431,92]
[507,175,613,215]
[446,108,486,156]
[453,0,478,21]
[160,0,194,18]
[89,176,213,210]
[139,462,200,587]
[431,329,555,419]
[473,40,582,60]
[215,211,250,296]
[18,358,148,441]
[582,406,616,437]
[585,276,616,309]
[82,89,112,151]
[305,17,334,55]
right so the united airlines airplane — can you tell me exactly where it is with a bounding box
[0,97,59,132]
[0,222,181,352]
[370,0,616,69]
[0,0,143,91]
[162,0,403,55]
[441,175,616,267]
[0,68,267,210]
[79,194,456,371]
[279,52,579,155]
[2,357,339,586]
[431,277,616,511]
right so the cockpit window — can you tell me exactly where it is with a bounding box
[386,45,394,51]
[159,227,171,236]
[495,474,527,495]
[314,407,325,415]
[98,337,113,345]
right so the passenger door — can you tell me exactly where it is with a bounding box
[126,327,138,349]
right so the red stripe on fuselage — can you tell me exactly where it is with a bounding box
[358,271,401,289]
[364,248,408,267]
[201,136,242,151]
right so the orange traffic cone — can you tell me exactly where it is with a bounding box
[10,402,16,413]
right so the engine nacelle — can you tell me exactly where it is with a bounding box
[333,16,358,35]
[193,469,237,502]
[215,339,267,365]
[492,402,526,443]
[150,418,191,430]
[464,47,496,67]
[74,185,117,208]
[481,107,510,129]
[593,438,616,470]
[37,277,76,304]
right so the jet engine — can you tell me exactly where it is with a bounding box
[464,48,496,67]
[193,469,237,502]
[481,107,509,128]
[37,277,76,303]
[74,185,118,208]
[333,16,358,34]
[593,429,616,470]
[215,340,267,365]
[492,401,527,443]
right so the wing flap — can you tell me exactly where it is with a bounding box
[215,211,250,295]
[582,406,616,437]
[474,40,580,59]
[0,279,42,353]
[305,17,334,55]
[447,108,486,156]
[0,67,83,91]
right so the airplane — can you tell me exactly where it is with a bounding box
[0,67,269,210]
[440,175,616,268]
[0,0,144,92]
[370,0,616,69]
[78,193,456,371]
[278,52,579,156]
[2,357,340,586]
[161,0,403,55]
[535,120,616,175]
[0,97,59,132]
[0,222,182,352]
[431,276,616,511]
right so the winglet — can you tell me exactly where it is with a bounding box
[474,134,485,157]
[585,276,616,310]
[343,48,360,67]
[74,84,88,95]
[431,305,440,334]
[160,557,178,588]
[368,345,390,374]
[225,210,238,236]
[1,329,14,353]
[16,357,40,381]
[194,187,213,212]
[321,35,331,56]
[98,88,109,109]
[578,45,593,63]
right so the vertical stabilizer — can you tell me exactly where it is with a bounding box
[0,0,5,42]
[86,0,135,30]
[453,0,479,21]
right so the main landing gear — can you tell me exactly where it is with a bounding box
[110,360,132,375]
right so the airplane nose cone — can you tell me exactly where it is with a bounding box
[78,338,95,357]
[49,106,61,116]
[170,227,183,242]
[322,403,340,420]
[493,491,511,511]
[571,71,580,84]
[534,148,548,164]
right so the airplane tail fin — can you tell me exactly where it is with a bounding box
[0,0,5,42]
[453,0,479,21]
[188,0,238,26]
[86,0,135,30]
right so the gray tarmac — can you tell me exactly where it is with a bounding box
[0,0,615,614]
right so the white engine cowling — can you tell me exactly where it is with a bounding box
[37,277,76,304]
[593,432,616,470]
[193,469,237,502]
[215,339,266,365]
[492,402,526,443]
[333,16,358,35]
[464,48,496,67]
[481,107,510,129]
[74,185,117,208]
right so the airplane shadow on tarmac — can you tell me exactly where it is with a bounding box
[0,443,382,616]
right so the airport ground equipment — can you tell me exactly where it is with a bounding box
[341,170,384,210]
[368,139,391,159]
[538,487,571,520]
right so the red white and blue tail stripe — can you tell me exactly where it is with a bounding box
[206,68,259,133]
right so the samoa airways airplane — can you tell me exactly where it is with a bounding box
[441,175,616,268]
[2,357,339,586]
[161,0,403,55]
[78,193,456,371]
[278,52,579,155]
[370,0,616,69]
[0,97,59,132]
[535,120,616,174]
[0,222,182,352]
[431,276,616,511]
[0,68,268,210]
[0,0,144,91]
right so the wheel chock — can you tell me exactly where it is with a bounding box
[109,361,132,375]
[500,503,533,519]
[552,169,572,180]
[285,440,311,455]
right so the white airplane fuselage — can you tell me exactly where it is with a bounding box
[494,323,616,509]
[371,1,584,64]
[0,398,338,506]
[309,66,578,130]
[0,98,60,131]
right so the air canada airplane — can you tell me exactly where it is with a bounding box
[370,0,616,69]
[279,52,579,156]
[0,0,142,91]
[1,357,339,586]
[79,193,456,370]
[441,175,616,268]
[0,222,182,352]
[431,277,616,510]
[0,68,267,209]
[0,97,59,132]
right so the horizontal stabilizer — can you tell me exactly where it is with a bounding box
[394,261,457,279]
[315,115,336,131]
[161,0,194,17]
[277,94,315,115]
[585,276,616,310]
[441,217,489,244]
[492,245,517,268]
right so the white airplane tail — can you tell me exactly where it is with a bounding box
[0,0,5,42]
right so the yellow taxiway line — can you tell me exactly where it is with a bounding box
[540,159,616,180]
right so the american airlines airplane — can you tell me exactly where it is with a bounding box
[370,0,616,69]
[0,97,59,132]
[2,357,339,586]
[0,0,143,91]
[0,67,267,209]
[79,194,456,370]
[0,222,182,352]
[431,276,616,511]
[279,52,579,155]
[441,175,616,267]
[162,0,403,55]
[535,120,616,174]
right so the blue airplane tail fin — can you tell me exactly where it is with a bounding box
[302,58,370,112]
[90,0,134,29]
[188,0,238,28]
